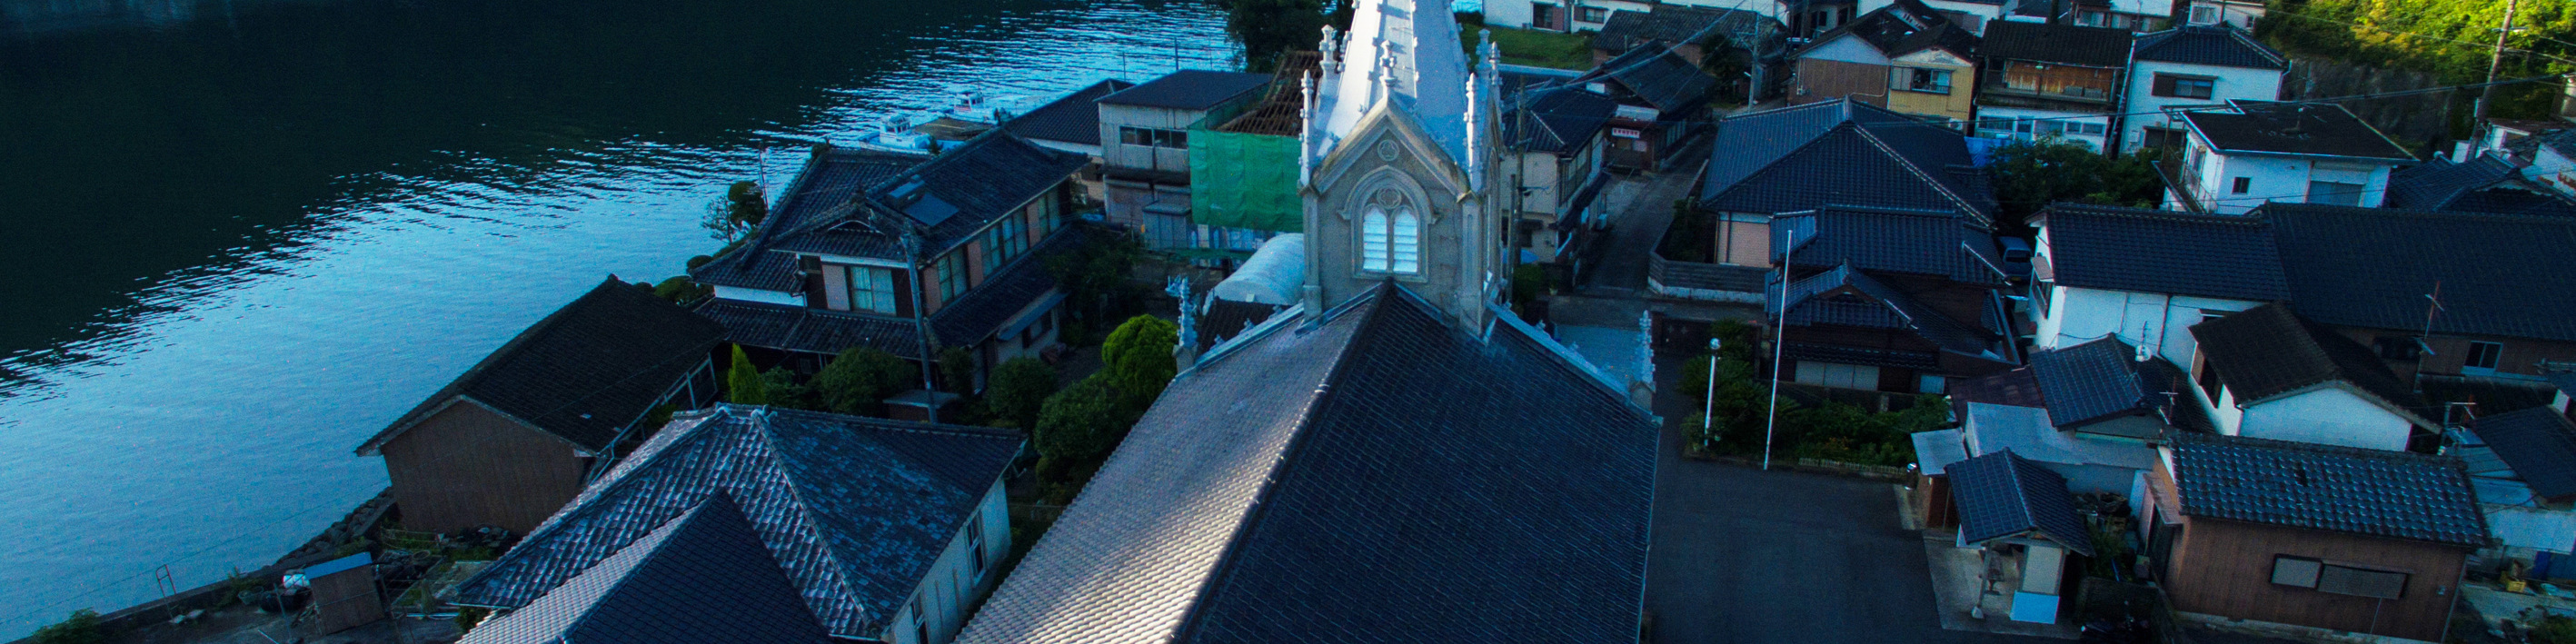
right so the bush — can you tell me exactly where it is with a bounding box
[761,367,814,411]
[651,276,711,303]
[1047,233,1145,346]
[1034,375,1129,464]
[812,347,915,415]
[986,358,1059,430]
[701,180,770,242]
[939,347,978,395]
[31,609,102,644]
[725,345,767,406]
[2535,614,2576,644]
[1099,316,1180,413]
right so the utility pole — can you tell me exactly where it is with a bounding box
[2476,0,2521,124]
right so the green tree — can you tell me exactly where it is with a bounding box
[939,347,978,395]
[1034,375,1128,462]
[1099,315,1181,413]
[760,366,815,411]
[701,180,770,242]
[1987,138,2117,226]
[725,344,768,406]
[987,357,1060,430]
[651,276,711,303]
[1220,0,1328,72]
[31,609,103,644]
[1047,233,1145,346]
[811,347,915,415]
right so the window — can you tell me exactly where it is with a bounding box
[1534,4,1564,29]
[2232,177,2252,193]
[911,597,930,643]
[2272,556,2410,599]
[1795,362,1880,390]
[983,215,1026,273]
[2032,280,2055,318]
[2376,336,2422,360]
[2188,5,2219,25]
[848,266,898,314]
[2307,181,2364,206]
[2070,121,2106,136]
[936,252,967,302]
[1917,374,1946,394]
[2143,127,2186,150]
[1358,207,1421,274]
[1119,126,1188,149]
[1892,67,1953,94]
[2153,74,2217,99]
[1578,5,1607,22]
[966,515,987,577]
[2468,342,2505,371]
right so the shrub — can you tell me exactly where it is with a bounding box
[812,348,915,415]
[1034,375,1129,464]
[456,607,491,633]
[986,358,1059,430]
[939,347,978,395]
[1099,315,1180,413]
[760,367,814,411]
[651,276,711,303]
[31,609,103,644]
[2535,615,2576,644]
[1047,233,1145,345]
[725,345,767,406]
[684,254,716,271]
[1510,263,1551,309]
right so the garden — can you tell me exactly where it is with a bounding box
[1676,320,1946,468]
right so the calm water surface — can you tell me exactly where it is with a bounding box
[0,0,1233,635]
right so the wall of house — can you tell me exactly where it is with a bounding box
[1486,0,1537,29]
[377,401,591,535]
[1885,50,1975,124]
[2324,325,2576,382]
[881,479,1013,644]
[1974,104,2114,154]
[2238,388,2415,451]
[2188,147,2392,213]
[1099,104,1204,173]
[2163,517,2466,643]
[1712,213,1772,266]
[2121,62,2283,154]
[2184,0,2264,29]
[1665,0,1785,20]
[1792,58,1891,107]
[2524,144,2576,198]
[2032,283,2259,364]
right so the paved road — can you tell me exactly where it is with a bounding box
[1581,165,1705,294]
[1645,352,2052,643]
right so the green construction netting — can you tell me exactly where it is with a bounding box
[1189,129,1302,233]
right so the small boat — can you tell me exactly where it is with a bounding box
[943,90,1034,124]
[847,112,993,154]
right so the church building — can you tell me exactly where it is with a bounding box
[950,0,1664,640]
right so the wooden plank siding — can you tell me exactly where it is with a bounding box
[1791,59,1891,107]
[2150,455,2468,642]
[378,401,591,535]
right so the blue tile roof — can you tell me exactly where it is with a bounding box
[1698,100,1995,224]
[1983,21,2133,68]
[691,149,929,290]
[2170,432,2488,547]
[1774,206,2007,284]
[2026,336,2194,431]
[1097,70,1271,111]
[1949,450,2095,555]
[2132,25,2287,70]
[453,406,1022,639]
[2258,203,2576,342]
[1582,45,1717,115]
[692,299,927,360]
[1769,264,2006,361]
[2383,154,2576,217]
[2035,203,2287,302]
[2471,407,2576,500]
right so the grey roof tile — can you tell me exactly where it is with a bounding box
[357,278,726,454]
[2027,336,2197,431]
[1795,0,1977,60]
[1004,80,1135,146]
[691,149,929,290]
[693,299,927,360]
[1097,70,1271,110]
[2035,203,2287,302]
[2382,154,2576,217]
[959,284,1658,643]
[1698,100,1994,223]
[2170,432,2488,547]
[2182,101,2414,160]
[1982,21,2132,67]
[2470,407,2576,500]
[2132,25,2286,69]
[1506,84,1618,154]
[1948,450,2095,555]
[1591,5,1777,55]
[1582,46,1717,114]
[1768,264,2007,361]
[930,224,1112,348]
[2258,203,2576,342]
[460,494,833,644]
[1773,206,2006,284]
[453,406,1022,639]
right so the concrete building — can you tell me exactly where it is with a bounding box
[2164,101,2413,213]
[2120,25,2286,154]
[1094,70,1274,249]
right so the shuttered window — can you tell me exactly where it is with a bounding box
[1359,207,1421,274]
[2271,556,2322,588]
[2273,556,2408,599]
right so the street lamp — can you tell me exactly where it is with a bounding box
[1702,337,1722,441]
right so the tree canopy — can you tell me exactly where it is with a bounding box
[725,344,767,406]
[1984,139,2163,227]
[986,357,1059,430]
[2262,0,2575,118]
[1099,315,1180,414]
[812,347,915,415]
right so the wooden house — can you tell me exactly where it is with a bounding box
[2142,432,2488,642]
[353,278,725,535]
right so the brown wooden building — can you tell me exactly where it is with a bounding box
[2141,433,2490,642]
[1767,207,2019,396]
[354,278,725,534]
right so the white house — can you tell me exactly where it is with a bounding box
[2182,0,2262,30]
[1973,21,2134,154]
[2166,101,2415,214]
[2186,302,2438,451]
[1485,0,1785,33]
[2521,130,2576,199]
[2121,25,2287,153]
[2026,203,2281,362]
[2067,0,2176,32]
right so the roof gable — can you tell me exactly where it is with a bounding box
[2186,303,2428,423]
[1507,84,1618,154]
[1774,206,2004,283]
[358,278,727,454]
[2027,337,2186,429]
[1581,46,1717,114]
[2169,432,2487,547]
[2132,25,2287,69]
[1949,451,2095,555]
[876,134,1089,257]
[459,494,832,644]
[2035,203,2287,302]
[2471,407,2576,500]
[1771,264,2004,360]
[691,149,929,290]
[1698,100,1995,223]
[453,406,1021,639]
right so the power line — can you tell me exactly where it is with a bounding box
[1805,70,2576,131]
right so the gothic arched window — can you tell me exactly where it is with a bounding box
[1360,206,1421,274]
